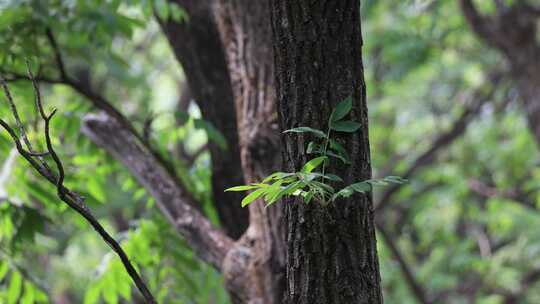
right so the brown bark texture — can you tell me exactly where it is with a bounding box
[270,1,383,303]
[213,1,287,303]
[160,0,249,239]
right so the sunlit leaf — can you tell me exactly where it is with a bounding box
[301,156,328,173]
[225,185,260,192]
[20,282,35,304]
[7,271,22,304]
[241,188,266,207]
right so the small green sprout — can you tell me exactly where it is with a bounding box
[226,96,407,207]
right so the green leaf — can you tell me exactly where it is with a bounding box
[194,119,228,150]
[330,96,352,122]
[264,180,284,202]
[301,156,327,173]
[333,186,354,200]
[330,121,361,133]
[383,176,408,184]
[326,150,349,164]
[169,2,189,22]
[154,0,170,20]
[20,282,35,304]
[267,181,304,206]
[8,271,22,304]
[310,181,335,194]
[306,141,321,154]
[241,188,266,207]
[103,283,118,304]
[304,191,315,204]
[262,172,294,183]
[323,174,344,182]
[329,140,351,163]
[304,173,343,182]
[367,179,389,186]
[350,182,372,193]
[284,127,326,138]
[0,261,8,281]
[225,185,260,192]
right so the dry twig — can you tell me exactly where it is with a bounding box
[0,66,156,303]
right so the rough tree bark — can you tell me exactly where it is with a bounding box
[159,0,248,239]
[212,1,286,303]
[270,1,383,303]
[459,0,540,144]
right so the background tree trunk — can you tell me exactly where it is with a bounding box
[459,0,540,145]
[270,1,384,303]
[213,1,286,303]
[160,0,248,239]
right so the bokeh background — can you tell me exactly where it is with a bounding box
[0,0,539,303]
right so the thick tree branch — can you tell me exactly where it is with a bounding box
[81,112,233,270]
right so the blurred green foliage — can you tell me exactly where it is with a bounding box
[0,0,538,303]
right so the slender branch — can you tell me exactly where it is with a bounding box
[6,26,234,271]
[0,247,49,292]
[375,73,502,212]
[0,75,34,153]
[459,0,499,47]
[377,223,431,304]
[45,28,67,80]
[468,178,539,212]
[0,76,156,303]
[3,64,182,194]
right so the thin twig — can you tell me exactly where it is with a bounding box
[45,28,67,80]
[0,76,156,303]
[377,223,431,304]
[375,72,503,212]
[0,75,34,153]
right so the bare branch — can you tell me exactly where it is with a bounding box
[0,75,34,153]
[459,0,499,47]
[82,112,233,270]
[0,77,156,303]
[375,73,503,212]
[468,178,539,212]
[377,223,431,304]
[45,28,68,80]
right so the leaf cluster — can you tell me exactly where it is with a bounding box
[226,97,406,207]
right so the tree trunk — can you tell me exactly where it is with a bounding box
[459,0,540,146]
[270,1,384,303]
[159,0,248,239]
[213,1,286,303]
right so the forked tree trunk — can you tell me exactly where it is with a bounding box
[160,0,249,239]
[213,1,286,303]
[270,1,384,303]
